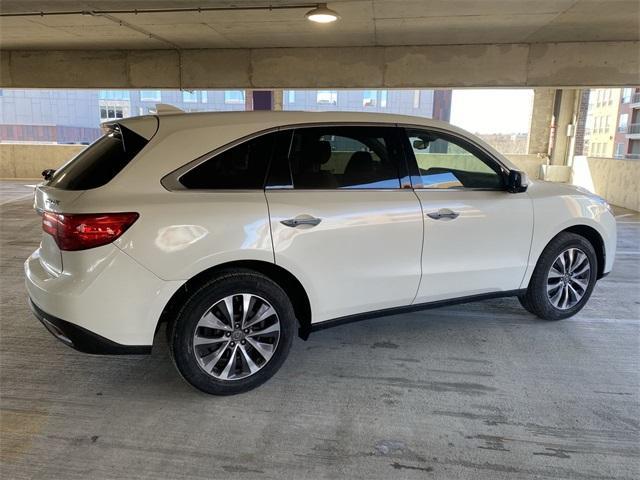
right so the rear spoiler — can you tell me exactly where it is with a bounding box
[101,115,159,141]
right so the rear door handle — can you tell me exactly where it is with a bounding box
[281,216,322,228]
[426,209,459,220]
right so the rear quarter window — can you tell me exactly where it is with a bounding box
[178,132,278,189]
[47,126,149,190]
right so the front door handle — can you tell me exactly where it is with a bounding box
[281,216,322,228]
[427,209,459,220]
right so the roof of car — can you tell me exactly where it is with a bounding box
[149,109,456,130]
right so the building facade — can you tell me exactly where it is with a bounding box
[0,88,449,144]
[282,89,450,120]
[614,87,640,159]
[0,89,248,144]
[584,88,621,158]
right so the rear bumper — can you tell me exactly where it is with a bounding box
[24,245,182,347]
[29,298,151,355]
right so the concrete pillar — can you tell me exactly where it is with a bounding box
[527,88,555,156]
[550,89,577,166]
[272,90,284,111]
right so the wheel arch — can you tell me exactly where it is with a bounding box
[545,224,606,279]
[156,260,312,343]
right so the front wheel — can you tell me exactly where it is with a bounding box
[520,232,598,320]
[169,270,295,395]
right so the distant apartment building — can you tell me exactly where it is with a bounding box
[0,89,247,144]
[614,87,640,160]
[584,88,621,158]
[0,89,101,144]
[1,88,450,144]
[283,89,451,121]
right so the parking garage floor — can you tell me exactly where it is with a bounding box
[1,180,638,480]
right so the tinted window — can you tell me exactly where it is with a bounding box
[407,129,504,189]
[180,133,276,189]
[47,126,148,190]
[288,126,401,189]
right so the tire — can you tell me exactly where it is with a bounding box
[520,232,598,320]
[168,269,295,395]
[517,294,536,315]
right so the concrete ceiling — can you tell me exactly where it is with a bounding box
[1,0,638,50]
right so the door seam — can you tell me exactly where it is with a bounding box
[411,189,425,305]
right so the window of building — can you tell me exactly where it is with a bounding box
[622,88,633,103]
[140,90,161,102]
[619,113,629,132]
[288,90,296,104]
[224,90,245,104]
[99,103,127,121]
[615,143,625,158]
[605,116,611,132]
[380,90,388,108]
[362,90,377,107]
[182,90,198,103]
[287,126,401,189]
[99,90,130,100]
[316,90,338,105]
[179,133,276,189]
[413,90,420,109]
[201,91,208,103]
[406,129,504,189]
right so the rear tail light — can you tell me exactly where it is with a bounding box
[42,212,139,251]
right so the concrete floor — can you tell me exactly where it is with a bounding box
[1,180,638,480]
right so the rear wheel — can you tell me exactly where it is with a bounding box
[520,232,598,320]
[169,269,295,395]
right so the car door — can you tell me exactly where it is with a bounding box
[404,127,534,303]
[265,125,424,323]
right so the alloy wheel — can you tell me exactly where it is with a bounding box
[193,294,280,380]
[546,247,591,310]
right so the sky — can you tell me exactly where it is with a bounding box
[450,89,534,135]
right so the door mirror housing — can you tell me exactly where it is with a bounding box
[507,170,528,193]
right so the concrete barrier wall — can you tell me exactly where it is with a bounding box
[0,143,84,179]
[571,156,640,212]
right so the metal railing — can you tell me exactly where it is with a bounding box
[628,123,640,134]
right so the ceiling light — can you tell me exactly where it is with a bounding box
[306,3,340,23]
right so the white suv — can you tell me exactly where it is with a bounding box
[25,111,616,395]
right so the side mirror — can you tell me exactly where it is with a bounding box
[41,169,56,181]
[507,170,528,193]
[412,139,427,150]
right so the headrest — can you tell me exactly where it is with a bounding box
[345,151,374,175]
[313,140,332,165]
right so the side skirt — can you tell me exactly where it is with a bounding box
[299,289,526,340]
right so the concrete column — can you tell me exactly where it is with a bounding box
[550,89,577,166]
[527,88,555,156]
[272,90,284,111]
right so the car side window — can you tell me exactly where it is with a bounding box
[179,132,277,189]
[288,126,402,189]
[406,129,505,190]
